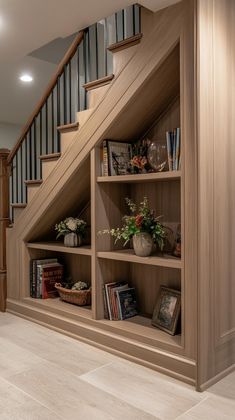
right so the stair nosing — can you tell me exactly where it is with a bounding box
[25,179,43,186]
[107,33,143,53]
[83,74,114,91]
[11,203,27,208]
[57,122,79,132]
[39,153,61,161]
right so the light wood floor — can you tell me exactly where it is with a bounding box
[0,313,234,420]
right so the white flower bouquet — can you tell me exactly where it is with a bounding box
[55,217,87,239]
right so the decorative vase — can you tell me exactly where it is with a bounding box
[147,141,168,172]
[133,232,153,257]
[64,233,82,247]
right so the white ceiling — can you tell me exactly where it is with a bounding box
[0,0,180,127]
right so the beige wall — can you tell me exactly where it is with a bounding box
[0,123,21,150]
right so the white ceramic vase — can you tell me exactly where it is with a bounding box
[64,233,82,247]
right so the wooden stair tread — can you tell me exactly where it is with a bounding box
[11,203,27,208]
[57,122,79,132]
[83,74,114,91]
[39,153,61,161]
[108,33,143,53]
[25,179,43,186]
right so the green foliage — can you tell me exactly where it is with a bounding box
[98,197,165,250]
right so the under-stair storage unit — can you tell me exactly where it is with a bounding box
[5,0,235,391]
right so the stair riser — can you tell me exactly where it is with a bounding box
[27,186,41,204]
[60,131,77,155]
[76,109,93,127]
[87,84,110,109]
[42,160,58,181]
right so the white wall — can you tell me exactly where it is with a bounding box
[0,122,22,150]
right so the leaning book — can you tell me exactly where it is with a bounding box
[116,288,138,320]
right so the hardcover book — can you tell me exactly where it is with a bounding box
[116,288,138,320]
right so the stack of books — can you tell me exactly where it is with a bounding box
[166,127,181,171]
[103,281,138,320]
[30,258,63,299]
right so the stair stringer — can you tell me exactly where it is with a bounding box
[6,0,183,340]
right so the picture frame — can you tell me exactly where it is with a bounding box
[107,141,132,176]
[152,286,181,335]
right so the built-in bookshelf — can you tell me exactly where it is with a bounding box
[19,39,187,380]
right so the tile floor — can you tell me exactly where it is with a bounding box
[0,312,234,420]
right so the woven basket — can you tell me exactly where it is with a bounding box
[55,283,91,306]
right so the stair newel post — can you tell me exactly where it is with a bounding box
[0,149,10,311]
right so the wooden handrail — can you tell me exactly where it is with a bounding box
[0,149,10,311]
[7,30,84,164]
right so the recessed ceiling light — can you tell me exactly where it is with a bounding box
[19,74,33,83]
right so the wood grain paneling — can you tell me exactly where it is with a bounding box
[197,0,235,389]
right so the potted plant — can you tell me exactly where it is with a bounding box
[99,197,165,257]
[55,217,87,247]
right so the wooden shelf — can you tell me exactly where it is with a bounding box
[97,171,181,184]
[98,315,181,348]
[24,297,92,319]
[97,249,182,269]
[27,242,92,256]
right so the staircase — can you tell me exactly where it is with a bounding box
[1,1,198,386]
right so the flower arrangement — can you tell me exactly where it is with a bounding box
[99,197,165,251]
[130,139,151,173]
[55,217,87,239]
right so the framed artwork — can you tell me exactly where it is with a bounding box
[107,141,132,176]
[152,286,181,335]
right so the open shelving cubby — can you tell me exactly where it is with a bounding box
[24,155,93,317]
[91,42,183,351]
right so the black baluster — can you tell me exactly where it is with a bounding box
[51,91,54,153]
[77,49,80,112]
[39,110,42,156]
[33,120,37,179]
[29,127,32,180]
[15,153,18,203]
[57,79,60,152]
[45,100,48,154]
[68,61,72,123]
[20,145,23,202]
[63,66,67,124]
[95,23,99,80]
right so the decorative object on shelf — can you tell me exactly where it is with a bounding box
[152,286,181,335]
[166,127,181,171]
[130,138,151,174]
[55,217,87,247]
[147,141,168,172]
[103,140,133,176]
[55,282,91,306]
[173,224,181,258]
[132,232,153,257]
[98,197,165,257]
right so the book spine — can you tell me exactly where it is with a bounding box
[166,131,173,171]
[105,285,112,320]
[172,129,177,171]
[116,293,123,320]
[103,140,109,176]
[103,285,109,319]
[175,127,180,170]
[32,261,37,298]
[42,272,63,299]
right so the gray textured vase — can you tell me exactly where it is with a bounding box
[133,232,153,257]
[64,233,82,247]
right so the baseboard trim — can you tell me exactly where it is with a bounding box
[7,298,196,386]
[197,364,235,391]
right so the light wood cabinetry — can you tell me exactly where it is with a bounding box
[6,0,235,390]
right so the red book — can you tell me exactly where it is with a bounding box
[41,264,63,299]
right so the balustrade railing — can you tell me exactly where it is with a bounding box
[7,5,141,218]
